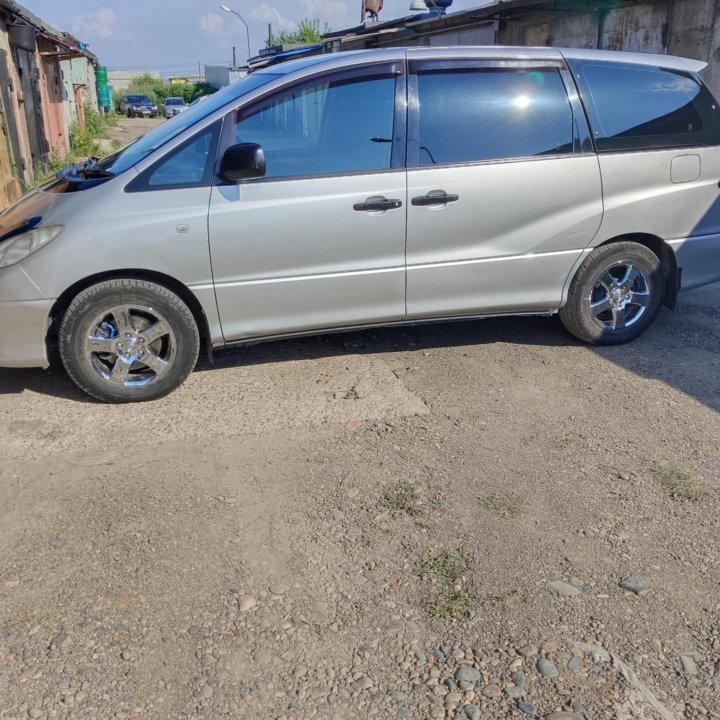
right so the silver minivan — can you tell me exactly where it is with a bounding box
[2,47,720,402]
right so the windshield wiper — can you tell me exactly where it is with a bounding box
[56,157,116,184]
[74,157,115,178]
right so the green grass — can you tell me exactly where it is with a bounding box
[420,547,473,583]
[33,106,120,186]
[383,481,419,514]
[427,586,478,621]
[479,493,526,517]
[555,432,586,449]
[653,464,704,501]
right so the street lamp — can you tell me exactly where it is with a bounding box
[219,4,251,63]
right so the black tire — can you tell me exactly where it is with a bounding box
[126,109,132,118]
[559,241,665,345]
[59,279,200,403]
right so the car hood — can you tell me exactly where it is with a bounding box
[0,186,77,242]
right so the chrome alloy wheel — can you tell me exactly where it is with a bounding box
[588,261,652,331]
[82,305,177,388]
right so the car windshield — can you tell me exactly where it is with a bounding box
[98,73,281,176]
[128,95,151,104]
[166,98,184,105]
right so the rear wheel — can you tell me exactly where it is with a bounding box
[559,241,665,345]
[59,279,200,402]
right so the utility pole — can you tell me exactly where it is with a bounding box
[232,46,237,67]
[268,23,272,48]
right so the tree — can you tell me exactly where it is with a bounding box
[267,18,330,47]
[125,73,165,100]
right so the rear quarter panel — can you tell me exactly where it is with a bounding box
[592,147,720,289]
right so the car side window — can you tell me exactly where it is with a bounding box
[569,61,720,152]
[231,74,396,179]
[127,121,221,192]
[413,67,574,166]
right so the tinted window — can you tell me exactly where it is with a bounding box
[127,121,220,191]
[571,62,720,151]
[232,74,396,178]
[414,68,573,166]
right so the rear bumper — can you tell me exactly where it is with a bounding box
[0,299,52,368]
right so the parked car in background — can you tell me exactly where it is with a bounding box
[164,97,189,118]
[119,94,158,118]
[2,47,720,402]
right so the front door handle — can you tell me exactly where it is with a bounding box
[411,191,459,207]
[353,196,403,212]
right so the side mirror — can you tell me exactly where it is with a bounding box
[219,143,266,182]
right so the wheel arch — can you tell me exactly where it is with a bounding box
[47,269,214,361]
[561,233,679,310]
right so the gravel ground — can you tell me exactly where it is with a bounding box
[1,275,719,720]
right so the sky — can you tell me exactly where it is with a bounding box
[22,0,484,74]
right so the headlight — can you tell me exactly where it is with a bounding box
[0,226,63,268]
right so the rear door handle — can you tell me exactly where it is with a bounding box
[411,191,459,207]
[353,195,403,212]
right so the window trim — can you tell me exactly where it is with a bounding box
[407,62,579,169]
[125,120,222,193]
[214,62,407,185]
[568,59,720,153]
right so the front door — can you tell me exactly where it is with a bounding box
[208,64,407,341]
[405,57,603,318]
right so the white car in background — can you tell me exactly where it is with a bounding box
[163,97,189,118]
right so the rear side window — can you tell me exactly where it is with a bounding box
[571,61,720,151]
[412,68,574,166]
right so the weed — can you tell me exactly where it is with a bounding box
[33,107,120,186]
[69,122,102,157]
[111,139,123,151]
[428,586,478,621]
[480,493,526,517]
[383,481,419,514]
[420,547,473,583]
[653,464,704,501]
[430,497,447,511]
[484,589,523,606]
[555,432,586,449]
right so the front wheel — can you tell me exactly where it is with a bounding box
[59,279,200,402]
[559,241,665,345]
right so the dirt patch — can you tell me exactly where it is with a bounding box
[1,285,719,719]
